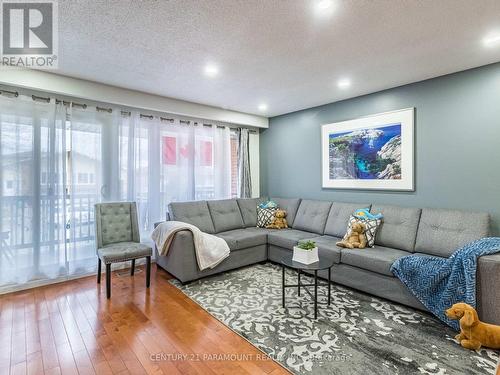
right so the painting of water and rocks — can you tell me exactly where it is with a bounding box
[321,108,414,191]
[329,123,401,180]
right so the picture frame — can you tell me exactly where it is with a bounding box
[321,108,414,191]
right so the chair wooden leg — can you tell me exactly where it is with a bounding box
[97,259,101,284]
[146,256,151,288]
[106,264,111,299]
[130,259,135,276]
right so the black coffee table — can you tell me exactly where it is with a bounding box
[280,254,335,319]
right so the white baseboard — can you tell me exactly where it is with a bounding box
[0,258,156,295]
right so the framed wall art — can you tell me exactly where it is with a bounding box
[321,108,414,190]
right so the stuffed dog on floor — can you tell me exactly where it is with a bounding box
[445,302,500,350]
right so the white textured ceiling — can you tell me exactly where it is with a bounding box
[57,0,500,117]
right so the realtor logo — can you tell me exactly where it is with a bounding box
[1,0,58,68]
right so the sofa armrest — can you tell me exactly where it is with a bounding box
[154,229,198,283]
[477,253,500,325]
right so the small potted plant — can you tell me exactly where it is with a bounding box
[293,240,319,264]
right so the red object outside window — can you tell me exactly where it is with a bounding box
[162,136,176,165]
[200,141,212,166]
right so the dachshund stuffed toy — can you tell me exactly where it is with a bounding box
[266,209,288,229]
[445,302,500,350]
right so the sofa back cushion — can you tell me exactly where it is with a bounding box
[270,197,302,226]
[168,200,215,234]
[237,197,267,227]
[415,208,490,257]
[324,202,371,238]
[207,199,245,233]
[371,204,421,252]
[292,199,333,234]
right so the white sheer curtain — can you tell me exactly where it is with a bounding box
[0,97,110,288]
[66,106,110,274]
[116,115,234,239]
[0,96,70,286]
[0,94,235,290]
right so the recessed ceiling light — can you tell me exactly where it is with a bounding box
[483,33,500,47]
[258,103,268,112]
[337,78,351,89]
[314,0,335,16]
[317,0,333,10]
[204,63,219,78]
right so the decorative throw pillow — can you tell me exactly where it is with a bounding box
[258,200,278,209]
[344,214,382,247]
[257,207,278,228]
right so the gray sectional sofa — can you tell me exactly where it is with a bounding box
[154,197,500,325]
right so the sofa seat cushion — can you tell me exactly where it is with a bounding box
[207,199,245,233]
[215,228,268,251]
[292,199,333,234]
[98,242,152,264]
[304,235,342,264]
[268,229,320,249]
[340,246,412,276]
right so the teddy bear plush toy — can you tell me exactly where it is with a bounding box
[336,221,367,249]
[266,209,288,229]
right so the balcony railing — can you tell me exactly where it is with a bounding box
[1,187,218,252]
[0,194,97,250]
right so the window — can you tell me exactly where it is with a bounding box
[162,136,177,165]
[200,140,213,167]
[0,94,242,290]
[78,172,89,184]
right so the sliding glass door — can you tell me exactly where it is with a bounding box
[0,97,112,288]
[65,107,107,275]
[0,93,239,290]
[0,96,71,286]
[1,95,38,286]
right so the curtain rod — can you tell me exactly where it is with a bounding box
[0,89,18,97]
[55,99,87,109]
[32,94,50,103]
[96,106,112,113]
[0,87,258,132]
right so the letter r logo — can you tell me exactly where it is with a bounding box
[2,2,53,55]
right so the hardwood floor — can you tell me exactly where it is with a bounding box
[0,265,290,375]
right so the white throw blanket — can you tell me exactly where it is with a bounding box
[151,221,230,271]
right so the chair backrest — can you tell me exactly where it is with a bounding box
[94,202,140,248]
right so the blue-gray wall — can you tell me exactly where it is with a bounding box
[260,62,500,234]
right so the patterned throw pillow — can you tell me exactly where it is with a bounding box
[344,215,382,247]
[257,207,277,228]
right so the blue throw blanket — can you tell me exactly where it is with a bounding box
[391,237,500,330]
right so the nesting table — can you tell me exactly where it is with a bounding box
[280,254,335,319]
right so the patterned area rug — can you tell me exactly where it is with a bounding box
[171,263,499,374]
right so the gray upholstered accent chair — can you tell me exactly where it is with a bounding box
[94,202,152,298]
